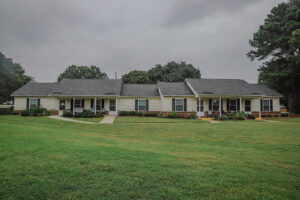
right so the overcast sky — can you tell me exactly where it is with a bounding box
[0,0,285,83]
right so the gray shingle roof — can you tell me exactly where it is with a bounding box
[54,79,122,96]
[158,82,194,96]
[11,82,58,96]
[251,84,282,97]
[186,78,282,96]
[121,84,159,97]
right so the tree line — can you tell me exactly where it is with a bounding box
[0,0,299,113]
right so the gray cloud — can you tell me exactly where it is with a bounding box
[0,0,285,83]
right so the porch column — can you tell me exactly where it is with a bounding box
[240,97,242,112]
[94,97,96,115]
[198,96,201,118]
[219,97,222,117]
[259,98,261,118]
[73,97,75,115]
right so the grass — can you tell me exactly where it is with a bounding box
[71,117,103,123]
[115,116,203,123]
[0,115,299,199]
[0,105,12,108]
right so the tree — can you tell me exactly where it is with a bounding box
[57,65,108,82]
[122,70,150,84]
[122,61,201,84]
[0,52,33,103]
[247,0,300,114]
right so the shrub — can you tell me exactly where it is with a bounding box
[96,113,104,118]
[281,113,288,117]
[128,111,136,116]
[246,114,256,120]
[74,112,83,118]
[191,112,196,119]
[82,110,94,118]
[144,112,157,117]
[0,107,12,115]
[48,109,57,115]
[267,115,272,117]
[261,115,266,118]
[136,112,143,117]
[21,109,30,116]
[218,115,229,120]
[63,111,73,117]
[119,111,129,116]
[273,115,279,117]
[172,111,177,118]
[233,112,245,120]
[213,114,219,120]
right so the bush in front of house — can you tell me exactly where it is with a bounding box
[21,109,30,116]
[246,114,256,120]
[0,107,12,115]
[119,111,129,116]
[30,107,48,116]
[273,115,279,117]
[144,112,158,117]
[95,113,104,118]
[74,112,83,118]
[136,112,143,117]
[128,111,136,116]
[82,110,94,118]
[63,111,73,117]
[267,114,272,117]
[261,114,266,118]
[281,113,288,117]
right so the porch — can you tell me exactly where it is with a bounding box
[56,97,118,116]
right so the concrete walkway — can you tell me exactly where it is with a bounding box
[100,116,116,124]
[208,120,221,123]
[48,115,97,124]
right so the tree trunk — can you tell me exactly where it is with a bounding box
[289,77,300,114]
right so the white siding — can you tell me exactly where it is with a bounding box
[161,97,196,112]
[118,97,161,111]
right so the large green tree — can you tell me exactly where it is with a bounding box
[122,61,201,84]
[57,65,108,82]
[247,0,300,113]
[0,52,33,103]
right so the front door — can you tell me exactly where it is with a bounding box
[59,100,66,115]
[109,100,116,116]
[197,100,204,117]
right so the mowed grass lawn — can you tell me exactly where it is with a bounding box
[0,116,299,199]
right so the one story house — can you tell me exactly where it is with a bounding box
[11,78,282,118]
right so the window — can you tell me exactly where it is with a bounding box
[263,100,270,111]
[245,100,251,112]
[175,99,184,111]
[29,98,38,109]
[96,100,101,110]
[229,100,237,111]
[212,99,219,111]
[138,100,146,111]
[109,100,116,111]
[197,100,204,112]
[75,100,81,108]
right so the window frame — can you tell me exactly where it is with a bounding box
[197,100,204,112]
[74,100,81,108]
[138,99,146,111]
[245,100,251,112]
[96,100,102,111]
[262,100,270,111]
[229,99,237,112]
[212,99,219,112]
[175,98,184,112]
[29,98,38,109]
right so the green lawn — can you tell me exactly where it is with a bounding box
[71,117,103,123]
[0,105,12,108]
[115,116,203,123]
[0,116,299,199]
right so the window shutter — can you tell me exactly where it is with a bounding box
[270,99,273,111]
[146,100,149,111]
[260,99,263,111]
[226,99,229,111]
[135,99,138,111]
[184,98,187,111]
[37,98,40,107]
[91,99,94,108]
[221,99,223,111]
[197,99,199,112]
[71,99,73,110]
[209,99,212,110]
[172,98,175,111]
[102,99,104,109]
[237,99,240,112]
[82,99,85,108]
[26,98,29,109]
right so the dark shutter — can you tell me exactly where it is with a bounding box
[260,99,263,111]
[184,98,187,111]
[237,99,240,112]
[209,99,212,110]
[221,99,223,112]
[146,99,149,111]
[91,99,94,108]
[172,98,175,111]
[135,99,138,111]
[82,99,84,108]
[37,98,40,107]
[26,98,29,109]
[270,99,273,111]
[71,99,73,110]
[102,99,104,109]
[197,99,199,112]
[226,99,229,111]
